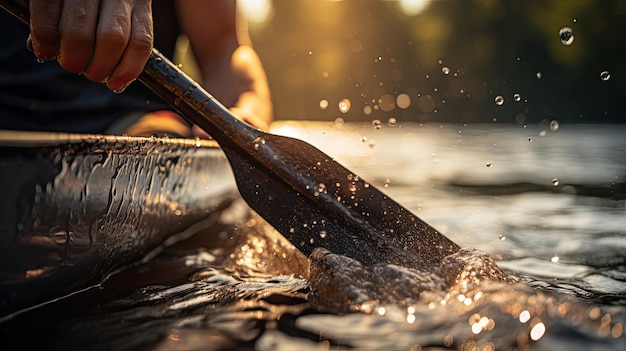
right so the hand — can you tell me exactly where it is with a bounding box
[28,0,153,92]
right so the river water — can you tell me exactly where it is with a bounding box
[1,121,625,350]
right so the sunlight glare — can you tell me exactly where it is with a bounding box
[238,0,274,25]
[396,0,430,16]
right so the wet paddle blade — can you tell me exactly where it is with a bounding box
[223,132,460,268]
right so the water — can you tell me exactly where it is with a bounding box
[1,122,625,350]
[559,27,574,46]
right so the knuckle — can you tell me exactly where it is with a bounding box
[128,32,153,53]
[98,29,128,48]
[63,27,94,47]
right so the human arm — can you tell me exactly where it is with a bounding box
[176,0,273,131]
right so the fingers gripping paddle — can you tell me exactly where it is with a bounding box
[1,0,459,268]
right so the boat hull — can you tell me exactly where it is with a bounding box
[0,131,237,316]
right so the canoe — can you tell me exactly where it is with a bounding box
[0,131,238,317]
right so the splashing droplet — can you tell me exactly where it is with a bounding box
[600,71,611,81]
[550,120,560,131]
[559,27,574,45]
[253,138,266,150]
[494,96,504,106]
[396,94,411,109]
[552,178,560,186]
[319,230,327,239]
[513,93,521,102]
[530,323,546,341]
[388,117,397,126]
[338,99,351,113]
[486,163,493,168]
[318,183,327,194]
[551,254,560,263]
[499,234,506,241]
[442,66,450,75]
[383,179,391,188]
[319,99,329,110]
[519,310,531,323]
[371,119,382,130]
[194,137,201,148]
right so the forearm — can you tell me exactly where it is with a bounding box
[200,44,273,130]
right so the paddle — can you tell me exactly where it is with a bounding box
[1,0,459,269]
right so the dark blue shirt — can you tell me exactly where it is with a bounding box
[0,1,179,133]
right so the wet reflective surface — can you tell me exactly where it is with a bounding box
[1,122,625,350]
[0,132,237,316]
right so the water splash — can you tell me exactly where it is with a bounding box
[550,120,560,131]
[559,27,574,45]
[338,99,351,113]
[600,71,611,81]
[319,99,329,110]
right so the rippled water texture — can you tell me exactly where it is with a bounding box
[1,122,625,350]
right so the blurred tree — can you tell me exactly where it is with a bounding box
[249,0,626,123]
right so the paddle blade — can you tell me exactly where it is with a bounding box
[222,133,460,268]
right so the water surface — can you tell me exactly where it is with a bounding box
[1,122,624,350]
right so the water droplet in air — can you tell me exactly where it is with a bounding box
[360,136,368,142]
[530,323,546,341]
[194,136,201,148]
[499,234,506,241]
[338,99,351,113]
[552,178,560,186]
[372,119,382,129]
[319,230,327,239]
[600,71,611,81]
[513,93,521,102]
[442,66,450,75]
[396,94,411,109]
[494,96,504,106]
[486,163,492,168]
[388,117,397,126]
[36,58,45,64]
[551,254,560,263]
[536,72,542,79]
[549,120,559,131]
[559,27,574,45]
[383,179,391,187]
[318,183,326,194]
[319,99,329,110]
